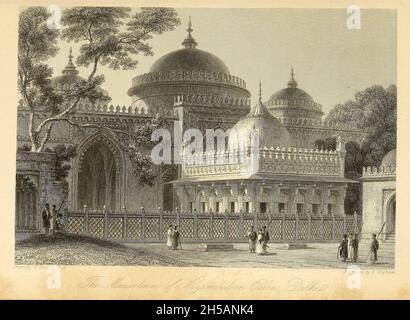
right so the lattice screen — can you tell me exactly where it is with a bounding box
[227,218,240,239]
[271,219,282,240]
[297,219,308,240]
[323,219,333,240]
[67,216,84,234]
[145,218,160,239]
[311,219,321,240]
[213,218,225,239]
[88,217,104,238]
[197,218,210,239]
[334,219,344,240]
[180,218,194,239]
[108,217,123,239]
[126,217,141,240]
[284,219,296,240]
[346,216,355,234]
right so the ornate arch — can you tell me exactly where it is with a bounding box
[71,129,127,212]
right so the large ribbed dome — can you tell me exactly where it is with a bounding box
[150,47,230,75]
[229,85,291,148]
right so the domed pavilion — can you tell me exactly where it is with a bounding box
[127,18,251,133]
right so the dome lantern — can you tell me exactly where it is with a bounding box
[181,16,198,49]
[287,66,298,88]
[62,47,79,76]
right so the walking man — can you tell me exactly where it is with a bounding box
[262,225,270,254]
[246,226,257,253]
[42,203,51,235]
[370,233,379,264]
[352,233,359,262]
[171,225,181,250]
[338,234,348,262]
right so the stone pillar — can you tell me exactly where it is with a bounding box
[123,206,127,240]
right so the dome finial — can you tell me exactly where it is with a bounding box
[62,46,79,76]
[182,16,198,49]
[259,81,262,102]
[287,65,298,88]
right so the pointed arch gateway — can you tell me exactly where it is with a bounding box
[75,130,126,212]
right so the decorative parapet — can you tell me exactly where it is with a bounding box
[362,165,396,178]
[131,70,247,89]
[173,94,250,108]
[266,99,323,112]
[75,103,153,116]
[182,146,344,177]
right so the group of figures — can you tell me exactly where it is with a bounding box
[166,225,181,250]
[246,226,270,255]
[41,203,63,236]
[338,233,380,264]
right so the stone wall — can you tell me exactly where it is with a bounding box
[16,151,67,232]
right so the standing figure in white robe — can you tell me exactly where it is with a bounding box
[256,229,264,255]
[347,233,354,261]
[166,225,173,250]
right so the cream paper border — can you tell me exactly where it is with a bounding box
[0,0,409,300]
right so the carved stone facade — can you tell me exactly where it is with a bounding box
[15,20,365,233]
[15,151,66,232]
[361,149,396,240]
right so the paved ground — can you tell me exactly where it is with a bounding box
[15,233,394,269]
[125,241,395,269]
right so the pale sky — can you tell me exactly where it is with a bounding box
[50,8,397,115]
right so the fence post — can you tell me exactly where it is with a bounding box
[307,212,311,241]
[83,204,88,235]
[193,209,198,240]
[123,206,127,240]
[103,205,108,239]
[332,213,335,240]
[353,211,358,234]
[281,211,285,241]
[159,207,163,241]
[141,207,145,241]
[224,211,229,240]
[209,211,214,240]
[343,214,347,235]
[239,210,244,240]
[64,207,68,232]
[295,211,299,241]
[320,212,324,241]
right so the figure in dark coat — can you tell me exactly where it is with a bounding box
[338,234,348,262]
[370,233,379,264]
[171,225,181,250]
[352,233,359,262]
[246,226,257,253]
[42,203,51,235]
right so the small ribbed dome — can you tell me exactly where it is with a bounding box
[266,67,315,105]
[381,149,396,168]
[268,87,315,105]
[229,83,291,148]
[149,17,230,75]
[51,48,84,90]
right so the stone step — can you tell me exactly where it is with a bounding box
[199,243,236,252]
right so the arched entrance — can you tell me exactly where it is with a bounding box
[76,133,124,212]
[386,194,396,234]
